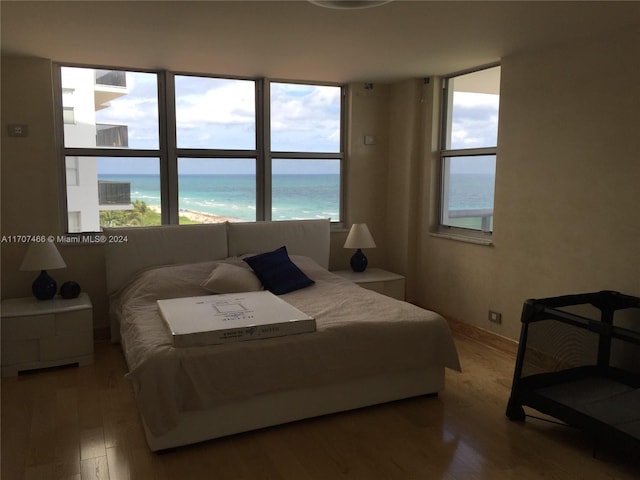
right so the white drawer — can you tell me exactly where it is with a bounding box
[1,314,56,340]
[55,309,92,334]
[1,338,39,365]
[40,329,93,361]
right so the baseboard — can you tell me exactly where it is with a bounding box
[447,317,518,357]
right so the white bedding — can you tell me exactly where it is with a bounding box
[112,255,461,437]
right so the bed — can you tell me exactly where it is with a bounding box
[104,219,461,451]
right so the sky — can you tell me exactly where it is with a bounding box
[449,91,499,175]
[66,67,498,176]
[85,69,342,175]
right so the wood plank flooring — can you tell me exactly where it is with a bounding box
[2,327,638,479]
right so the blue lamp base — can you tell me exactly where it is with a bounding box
[32,270,57,300]
[350,248,368,272]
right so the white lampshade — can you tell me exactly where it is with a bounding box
[19,241,66,272]
[344,223,376,249]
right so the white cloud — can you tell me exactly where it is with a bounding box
[270,84,341,151]
[93,73,341,151]
[176,80,255,126]
[454,91,499,108]
[450,92,499,149]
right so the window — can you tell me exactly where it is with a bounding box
[270,82,343,221]
[175,76,256,150]
[177,158,256,223]
[55,66,344,232]
[174,75,258,224]
[271,83,341,153]
[57,66,160,231]
[440,65,500,236]
[272,159,341,221]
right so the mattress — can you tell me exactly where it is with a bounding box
[111,255,461,437]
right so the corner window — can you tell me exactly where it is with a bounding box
[440,65,500,236]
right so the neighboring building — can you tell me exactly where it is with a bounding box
[62,68,132,232]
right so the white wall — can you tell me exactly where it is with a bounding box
[405,27,640,339]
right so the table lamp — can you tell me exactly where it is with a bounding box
[19,241,67,300]
[344,223,376,272]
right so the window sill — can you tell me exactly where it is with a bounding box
[429,229,493,246]
[330,223,348,233]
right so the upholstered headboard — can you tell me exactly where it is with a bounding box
[104,219,330,295]
[104,223,229,295]
[227,219,330,269]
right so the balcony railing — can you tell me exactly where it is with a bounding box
[95,70,126,88]
[446,208,493,232]
[96,124,128,147]
[98,181,131,206]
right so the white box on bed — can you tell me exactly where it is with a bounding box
[158,291,316,347]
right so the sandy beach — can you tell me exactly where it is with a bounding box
[148,205,236,224]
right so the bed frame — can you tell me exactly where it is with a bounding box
[104,220,445,451]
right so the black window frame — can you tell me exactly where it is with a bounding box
[53,64,346,233]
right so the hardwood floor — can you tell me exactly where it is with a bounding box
[2,327,638,479]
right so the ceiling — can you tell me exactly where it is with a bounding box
[2,1,639,83]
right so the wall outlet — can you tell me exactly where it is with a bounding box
[489,310,502,324]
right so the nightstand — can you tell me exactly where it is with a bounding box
[1,293,93,376]
[333,268,406,300]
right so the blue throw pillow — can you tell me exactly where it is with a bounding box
[243,246,315,295]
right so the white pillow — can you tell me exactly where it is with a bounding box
[200,262,263,294]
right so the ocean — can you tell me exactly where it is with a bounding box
[98,173,494,222]
[98,174,341,222]
[444,173,495,210]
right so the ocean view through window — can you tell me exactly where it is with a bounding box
[96,171,341,223]
[55,65,344,232]
[440,65,500,236]
[272,159,341,221]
